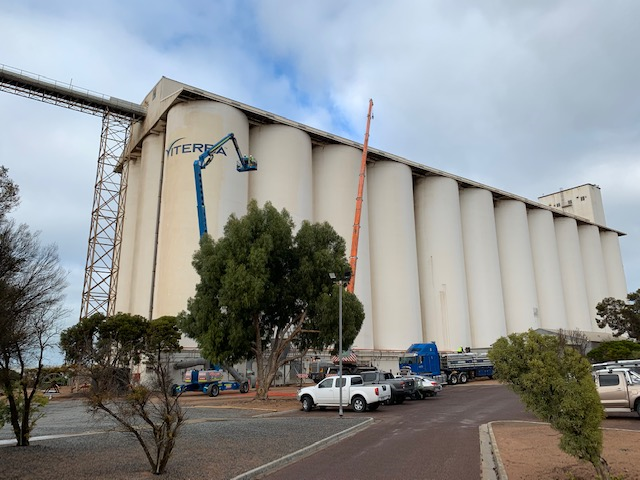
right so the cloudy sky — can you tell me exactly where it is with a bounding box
[1,1,638,362]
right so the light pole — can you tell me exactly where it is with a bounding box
[329,270,351,418]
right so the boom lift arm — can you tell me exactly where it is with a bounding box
[194,133,256,236]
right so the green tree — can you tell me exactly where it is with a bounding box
[587,340,640,363]
[489,330,611,479]
[180,200,364,400]
[596,289,640,340]
[61,314,185,475]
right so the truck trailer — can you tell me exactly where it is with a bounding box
[398,342,494,385]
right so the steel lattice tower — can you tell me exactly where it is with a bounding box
[0,64,146,319]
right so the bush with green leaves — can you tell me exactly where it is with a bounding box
[489,330,611,480]
[587,340,640,364]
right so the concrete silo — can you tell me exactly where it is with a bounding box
[249,124,313,226]
[415,176,471,350]
[494,200,540,333]
[367,161,422,350]
[554,217,592,331]
[312,144,374,350]
[102,77,630,375]
[459,188,507,347]
[116,132,165,318]
[578,224,610,329]
[600,230,628,299]
[154,101,250,322]
[527,209,568,330]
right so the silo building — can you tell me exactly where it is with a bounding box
[117,78,627,373]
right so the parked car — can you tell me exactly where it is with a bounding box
[397,374,442,399]
[414,375,443,398]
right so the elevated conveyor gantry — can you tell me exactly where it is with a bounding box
[0,63,146,319]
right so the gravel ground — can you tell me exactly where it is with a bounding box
[1,398,369,480]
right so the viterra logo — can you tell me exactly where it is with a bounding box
[165,137,228,157]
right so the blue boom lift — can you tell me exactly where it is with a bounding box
[193,133,257,236]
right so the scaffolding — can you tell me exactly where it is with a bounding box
[0,64,146,319]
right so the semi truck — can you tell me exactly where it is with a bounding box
[398,342,494,385]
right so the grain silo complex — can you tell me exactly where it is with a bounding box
[115,77,627,368]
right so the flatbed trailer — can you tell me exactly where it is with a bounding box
[172,369,250,397]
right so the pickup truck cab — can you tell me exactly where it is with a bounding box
[297,374,391,413]
[593,368,640,416]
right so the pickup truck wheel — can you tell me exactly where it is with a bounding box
[396,395,405,404]
[459,373,468,384]
[449,374,459,385]
[301,395,314,412]
[240,381,250,394]
[635,401,640,417]
[352,395,367,413]
[368,402,380,411]
[208,384,220,397]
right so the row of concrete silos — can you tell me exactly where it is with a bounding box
[115,99,627,353]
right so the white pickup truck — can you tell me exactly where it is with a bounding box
[297,374,391,413]
[592,367,640,416]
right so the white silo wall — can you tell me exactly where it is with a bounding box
[249,125,313,227]
[367,161,422,349]
[312,145,374,349]
[155,101,250,322]
[554,217,592,330]
[494,200,540,333]
[415,176,471,350]
[600,231,628,299]
[129,132,165,318]
[578,224,609,330]
[115,156,141,315]
[459,188,507,347]
[527,209,568,330]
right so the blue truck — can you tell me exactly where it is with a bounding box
[398,342,494,385]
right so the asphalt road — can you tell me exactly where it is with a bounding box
[264,383,640,480]
[3,382,639,480]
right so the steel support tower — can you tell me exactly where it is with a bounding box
[0,64,146,319]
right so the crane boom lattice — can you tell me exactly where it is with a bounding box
[348,99,374,293]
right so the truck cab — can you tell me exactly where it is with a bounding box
[593,368,640,416]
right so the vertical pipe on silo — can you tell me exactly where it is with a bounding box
[578,224,610,330]
[367,161,422,350]
[312,145,374,349]
[459,188,507,347]
[494,200,540,333]
[249,125,313,226]
[527,209,568,330]
[600,230,628,300]
[554,217,592,330]
[155,101,249,322]
[415,176,471,350]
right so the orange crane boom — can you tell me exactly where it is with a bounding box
[347,99,373,293]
